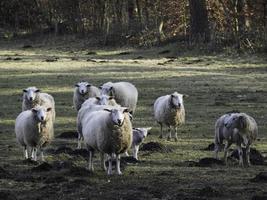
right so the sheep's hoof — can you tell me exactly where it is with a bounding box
[174,138,178,142]
[159,135,163,139]
[167,136,171,141]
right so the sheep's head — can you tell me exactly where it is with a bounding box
[95,94,115,105]
[32,106,52,122]
[169,92,186,109]
[134,127,152,138]
[75,81,91,95]
[99,82,114,96]
[224,114,245,130]
[23,87,40,102]
[104,107,129,127]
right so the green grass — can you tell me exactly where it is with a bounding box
[0,41,267,200]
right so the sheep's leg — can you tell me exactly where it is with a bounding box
[167,125,172,141]
[115,154,122,175]
[237,145,244,167]
[31,147,37,161]
[214,143,220,159]
[223,141,232,165]
[100,153,107,171]
[24,146,28,159]
[77,133,82,149]
[88,150,94,172]
[107,154,113,175]
[159,123,163,139]
[124,151,129,157]
[40,148,45,162]
[246,145,251,167]
[174,127,178,142]
[133,145,139,160]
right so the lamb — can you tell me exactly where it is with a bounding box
[82,107,132,175]
[153,92,186,141]
[76,95,119,149]
[214,112,258,167]
[100,81,138,114]
[22,87,56,122]
[73,81,100,111]
[15,105,54,161]
[125,127,152,160]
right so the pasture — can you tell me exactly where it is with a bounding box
[0,41,267,200]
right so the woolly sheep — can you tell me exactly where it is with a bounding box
[76,95,119,149]
[215,112,258,167]
[154,92,186,141]
[83,107,132,175]
[100,81,138,114]
[125,127,152,160]
[15,105,54,161]
[73,81,100,111]
[22,87,56,122]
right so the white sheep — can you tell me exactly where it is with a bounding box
[154,92,186,141]
[76,95,119,149]
[100,81,138,114]
[22,87,56,122]
[15,105,54,161]
[73,81,100,111]
[125,127,152,160]
[82,107,132,175]
[215,112,258,167]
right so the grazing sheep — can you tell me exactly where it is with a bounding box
[83,107,132,175]
[215,112,258,167]
[154,92,186,141]
[22,87,56,122]
[15,105,54,161]
[100,81,138,114]
[125,127,152,160]
[73,81,100,111]
[76,95,119,149]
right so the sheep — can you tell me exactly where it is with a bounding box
[22,87,56,122]
[215,112,258,167]
[73,81,100,111]
[76,95,119,149]
[15,105,54,161]
[153,92,186,141]
[100,81,138,114]
[125,127,152,160]
[82,107,132,175]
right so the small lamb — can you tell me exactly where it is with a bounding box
[82,107,132,175]
[154,92,186,141]
[15,105,54,161]
[73,81,100,111]
[215,112,258,167]
[22,87,56,121]
[125,127,152,160]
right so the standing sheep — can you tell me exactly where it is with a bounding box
[82,107,132,175]
[100,81,138,114]
[154,92,186,141]
[15,105,54,161]
[217,112,258,167]
[125,127,152,160]
[76,95,119,149]
[73,81,100,111]
[22,87,56,122]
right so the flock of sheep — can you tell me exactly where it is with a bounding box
[15,80,258,175]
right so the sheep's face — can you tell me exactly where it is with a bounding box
[225,114,244,129]
[75,82,90,95]
[170,93,184,109]
[96,94,114,105]
[105,108,129,126]
[135,127,152,138]
[23,87,40,102]
[100,83,113,96]
[32,106,52,122]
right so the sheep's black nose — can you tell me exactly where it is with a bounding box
[29,97,33,101]
[117,119,121,125]
[41,116,44,121]
[177,103,181,107]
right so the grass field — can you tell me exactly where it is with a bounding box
[0,40,267,200]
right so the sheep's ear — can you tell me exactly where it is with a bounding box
[171,94,174,98]
[95,97,101,100]
[103,108,111,112]
[109,86,113,91]
[109,96,114,100]
[75,84,79,87]
[146,127,152,131]
[23,89,27,93]
[35,89,40,93]
[183,94,189,98]
[99,86,103,90]
[47,107,52,112]
[86,84,91,87]
[123,108,130,113]
[31,108,38,113]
